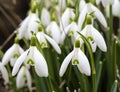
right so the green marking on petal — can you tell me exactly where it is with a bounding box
[69,30,74,36]
[40,42,47,48]
[27,58,34,66]
[72,59,79,65]
[23,74,26,78]
[13,53,20,58]
[87,36,94,41]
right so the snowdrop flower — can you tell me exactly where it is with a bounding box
[78,3,107,31]
[36,31,61,54]
[17,13,40,40]
[81,24,107,52]
[96,0,114,7]
[0,62,9,84]
[60,8,75,30]
[60,22,79,44]
[106,0,120,18]
[59,39,91,77]
[2,41,24,66]
[12,35,48,77]
[46,21,61,44]
[41,8,50,27]
[16,66,32,90]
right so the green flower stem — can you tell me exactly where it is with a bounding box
[6,64,16,91]
[96,61,103,91]
[77,32,96,92]
[110,80,118,92]
[23,37,30,48]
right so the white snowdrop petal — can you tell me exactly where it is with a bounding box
[91,26,107,52]
[41,8,50,26]
[0,63,9,84]
[18,45,24,54]
[17,16,29,39]
[91,4,107,28]
[77,49,91,76]
[44,34,61,54]
[2,44,16,65]
[59,51,74,77]
[16,66,25,89]
[46,22,61,44]
[79,0,86,12]
[96,0,101,5]
[34,47,48,77]
[12,50,28,76]
[78,5,87,31]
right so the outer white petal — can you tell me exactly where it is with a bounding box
[78,5,87,31]
[59,51,74,77]
[89,41,97,52]
[77,49,91,76]
[12,50,28,76]
[17,16,29,39]
[16,66,25,89]
[46,22,61,44]
[0,63,9,84]
[2,44,16,65]
[91,4,107,28]
[91,25,107,52]
[96,0,101,5]
[33,47,48,77]
[79,0,86,12]
[41,8,50,26]
[18,44,24,54]
[112,0,120,18]
[26,67,32,90]
[102,0,114,7]
[44,34,61,54]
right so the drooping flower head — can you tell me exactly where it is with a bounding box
[59,39,91,77]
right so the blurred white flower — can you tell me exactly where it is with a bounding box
[41,8,51,27]
[59,40,91,77]
[58,0,66,11]
[0,62,9,84]
[106,0,120,18]
[16,66,32,90]
[96,0,114,7]
[12,46,48,77]
[17,13,40,40]
[60,22,79,44]
[78,3,107,31]
[46,21,61,44]
[81,24,107,52]
[60,8,75,30]
[36,32,61,54]
[2,43,24,66]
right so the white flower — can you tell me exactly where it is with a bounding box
[41,8,50,27]
[81,24,107,52]
[12,46,48,77]
[60,8,75,30]
[46,21,61,44]
[36,32,61,54]
[0,62,9,84]
[59,42,91,77]
[2,43,24,66]
[60,22,79,44]
[16,66,32,90]
[17,13,40,40]
[96,0,114,7]
[106,0,120,18]
[78,3,107,31]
